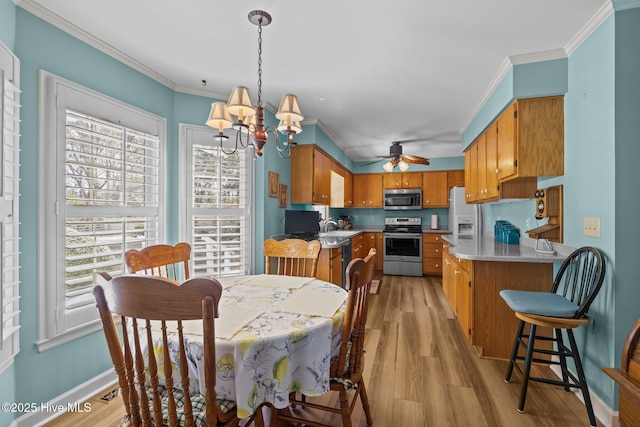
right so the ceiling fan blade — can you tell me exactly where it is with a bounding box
[401,154,430,165]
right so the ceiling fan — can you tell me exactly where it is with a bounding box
[369,140,430,172]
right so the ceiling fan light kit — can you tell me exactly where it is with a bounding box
[205,10,303,158]
[378,141,430,172]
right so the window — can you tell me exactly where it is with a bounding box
[179,124,253,277]
[0,43,20,374]
[38,72,165,350]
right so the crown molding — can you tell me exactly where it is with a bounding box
[174,84,228,101]
[302,118,352,160]
[460,1,614,135]
[15,0,177,90]
[565,1,614,55]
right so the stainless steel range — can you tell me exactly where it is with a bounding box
[383,217,423,276]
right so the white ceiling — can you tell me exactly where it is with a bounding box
[19,0,610,163]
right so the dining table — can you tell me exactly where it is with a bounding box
[144,274,349,419]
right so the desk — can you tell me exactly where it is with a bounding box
[147,275,347,419]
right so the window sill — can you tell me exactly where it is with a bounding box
[36,319,104,352]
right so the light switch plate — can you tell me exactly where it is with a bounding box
[583,217,600,238]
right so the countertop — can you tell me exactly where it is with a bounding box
[442,234,572,263]
[274,227,453,249]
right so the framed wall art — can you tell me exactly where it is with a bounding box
[279,184,288,208]
[269,171,279,197]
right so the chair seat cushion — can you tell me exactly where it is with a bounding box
[499,290,579,318]
[144,385,236,426]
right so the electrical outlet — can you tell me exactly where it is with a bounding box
[583,217,600,238]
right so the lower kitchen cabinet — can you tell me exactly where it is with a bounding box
[442,241,554,359]
[423,233,448,275]
[316,246,343,287]
[362,232,384,270]
[351,234,364,260]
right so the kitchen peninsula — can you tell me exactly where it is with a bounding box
[442,234,570,359]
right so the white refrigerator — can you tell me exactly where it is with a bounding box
[448,187,483,238]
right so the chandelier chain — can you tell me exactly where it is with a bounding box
[256,19,263,107]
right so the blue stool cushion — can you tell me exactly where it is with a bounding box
[499,290,579,318]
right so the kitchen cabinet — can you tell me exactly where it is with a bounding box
[422,171,448,207]
[470,126,499,203]
[351,234,364,260]
[422,233,448,274]
[383,172,422,189]
[464,149,474,201]
[353,174,383,208]
[316,246,343,287]
[290,145,331,204]
[464,117,537,203]
[447,169,465,190]
[496,96,564,182]
[344,169,353,207]
[442,244,471,339]
[330,162,353,208]
[362,232,383,270]
[441,241,554,358]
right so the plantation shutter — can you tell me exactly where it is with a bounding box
[64,110,161,311]
[0,45,20,373]
[181,125,253,278]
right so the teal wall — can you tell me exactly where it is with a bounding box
[462,9,640,410]
[0,0,15,50]
[462,59,568,149]
[613,5,640,405]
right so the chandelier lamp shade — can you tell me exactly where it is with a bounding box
[205,10,303,158]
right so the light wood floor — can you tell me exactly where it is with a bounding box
[46,274,603,427]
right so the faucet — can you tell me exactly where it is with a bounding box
[326,220,339,231]
[320,220,339,233]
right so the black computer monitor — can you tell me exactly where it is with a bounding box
[284,210,320,237]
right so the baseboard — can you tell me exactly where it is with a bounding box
[15,369,117,427]
[550,364,618,427]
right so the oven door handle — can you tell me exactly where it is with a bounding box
[384,233,423,238]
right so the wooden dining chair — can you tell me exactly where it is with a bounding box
[125,242,191,280]
[93,272,263,427]
[500,246,606,427]
[278,248,376,427]
[603,318,640,427]
[263,239,321,277]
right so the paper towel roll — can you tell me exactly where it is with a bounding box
[431,214,438,230]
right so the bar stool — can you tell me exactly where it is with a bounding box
[500,246,606,427]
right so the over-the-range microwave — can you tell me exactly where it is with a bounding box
[384,189,422,210]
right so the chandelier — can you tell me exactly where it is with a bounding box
[205,10,303,158]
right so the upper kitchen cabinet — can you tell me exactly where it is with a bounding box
[422,171,448,207]
[383,172,422,189]
[353,173,383,208]
[290,145,331,204]
[447,169,465,189]
[496,96,564,181]
[470,125,499,203]
[330,162,353,208]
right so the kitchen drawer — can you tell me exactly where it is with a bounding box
[423,257,443,274]
[423,242,442,258]
[423,233,446,243]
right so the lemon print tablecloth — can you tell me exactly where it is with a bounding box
[147,277,347,419]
